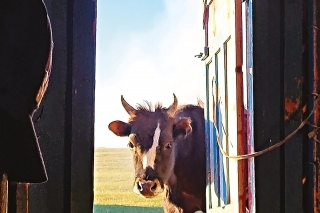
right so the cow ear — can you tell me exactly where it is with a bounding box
[173,117,192,138]
[108,120,131,136]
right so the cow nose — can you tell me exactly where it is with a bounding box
[134,179,162,198]
[137,180,157,192]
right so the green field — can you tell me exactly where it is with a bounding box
[94,148,164,213]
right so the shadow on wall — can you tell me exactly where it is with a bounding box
[94,205,163,213]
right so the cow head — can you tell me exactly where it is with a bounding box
[108,94,192,198]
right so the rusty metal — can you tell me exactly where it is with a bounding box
[284,98,301,121]
[308,0,320,211]
[0,174,7,213]
[235,0,247,212]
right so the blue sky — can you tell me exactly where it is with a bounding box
[95,1,205,148]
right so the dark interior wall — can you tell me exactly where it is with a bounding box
[29,1,96,212]
[253,0,284,211]
[253,0,309,212]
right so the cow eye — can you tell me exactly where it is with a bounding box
[164,142,172,150]
[127,142,135,150]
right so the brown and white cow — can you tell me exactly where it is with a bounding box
[108,94,206,213]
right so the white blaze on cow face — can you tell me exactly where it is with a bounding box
[142,123,161,169]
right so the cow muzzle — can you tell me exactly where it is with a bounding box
[133,178,163,198]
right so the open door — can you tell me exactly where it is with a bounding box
[203,0,254,212]
[203,0,238,212]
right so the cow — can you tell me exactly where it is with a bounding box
[108,94,206,213]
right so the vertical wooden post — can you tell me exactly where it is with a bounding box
[0,174,8,213]
[16,184,28,213]
[8,183,28,213]
[235,0,247,212]
[308,0,320,212]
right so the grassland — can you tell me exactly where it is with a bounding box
[94,148,164,213]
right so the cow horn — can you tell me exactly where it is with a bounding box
[167,93,178,117]
[121,95,136,115]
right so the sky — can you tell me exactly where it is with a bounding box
[95,1,205,148]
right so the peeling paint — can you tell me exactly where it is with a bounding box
[284,98,300,121]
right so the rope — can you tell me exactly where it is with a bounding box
[214,96,319,160]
